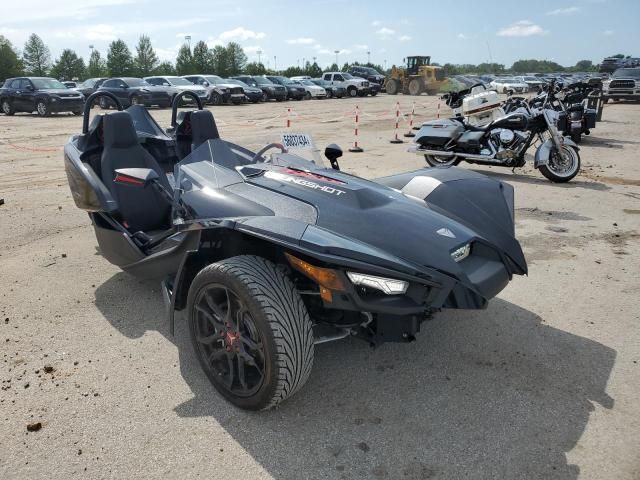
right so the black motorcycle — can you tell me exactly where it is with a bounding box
[412,83,581,183]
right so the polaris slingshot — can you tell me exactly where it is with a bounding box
[64,92,527,410]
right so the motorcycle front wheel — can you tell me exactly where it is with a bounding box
[425,154,461,167]
[539,145,580,183]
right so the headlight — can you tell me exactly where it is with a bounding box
[450,243,471,262]
[50,97,58,102]
[346,272,409,295]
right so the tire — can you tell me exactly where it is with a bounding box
[99,96,110,109]
[1,99,14,116]
[187,255,314,410]
[210,92,222,106]
[304,92,311,100]
[538,145,581,183]
[72,110,82,116]
[261,92,269,102]
[36,100,49,117]
[602,97,609,104]
[347,86,358,97]
[386,79,399,95]
[130,95,141,106]
[424,154,461,167]
[408,79,423,96]
[370,91,378,96]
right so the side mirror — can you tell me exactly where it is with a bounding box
[121,85,128,89]
[324,144,343,170]
[26,85,34,91]
[114,168,159,187]
[203,81,209,86]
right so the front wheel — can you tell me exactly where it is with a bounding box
[347,87,358,97]
[1,99,15,116]
[36,100,49,117]
[539,145,581,183]
[425,154,461,167]
[187,255,314,410]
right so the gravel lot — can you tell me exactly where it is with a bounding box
[0,95,639,479]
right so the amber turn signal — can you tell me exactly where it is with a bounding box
[285,253,346,293]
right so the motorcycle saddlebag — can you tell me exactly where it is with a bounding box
[416,119,464,147]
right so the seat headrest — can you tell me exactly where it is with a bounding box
[103,111,139,148]
[190,110,220,148]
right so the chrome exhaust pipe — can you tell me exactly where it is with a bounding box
[415,148,501,163]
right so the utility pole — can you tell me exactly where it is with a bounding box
[313,56,317,64]
[257,49,262,65]
[334,50,340,66]
[384,59,387,71]
[185,35,191,49]
[367,51,370,64]
[274,56,277,71]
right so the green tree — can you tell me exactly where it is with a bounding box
[154,61,176,75]
[134,35,159,77]
[0,35,23,80]
[23,33,50,76]
[327,63,339,72]
[192,41,213,73]
[107,39,134,76]
[87,49,107,77]
[175,44,193,75]
[225,42,247,75]
[50,49,86,80]
[244,61,266,75]
[307,62,322,78]
[211,45,228,76]
[573,60,594,72]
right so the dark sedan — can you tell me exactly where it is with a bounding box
[76,77,108,98]
[224,78,263,103]
[0,77,84,116]
[232,75,287,101]
[266,76,306,100]
[96,77,176,109]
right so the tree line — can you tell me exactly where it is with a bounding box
[0,33,623,83]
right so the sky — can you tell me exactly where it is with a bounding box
[1,0,638,70]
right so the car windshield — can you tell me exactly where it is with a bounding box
[125,78,149,87]
[523,77,537,81]
[254,77,274,85]
[166,77,192,86]
[31,78,66,89]
[300,80,315,86]
[204,75,224,84]
[79,79,96,88]
[312,79,327,86]
[342,73,354,79]
[612,68,640,78]
[226,79,248,87]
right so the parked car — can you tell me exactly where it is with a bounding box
[515,76,546,92]
[223,78,263,103]
[63,81,78,88]
[265,76,307,100]
[144,76,208,105]
[348,65,385,88]
[232,75,287,101]
[322,72,370,97]
[488,78,529,94]
[76,77,108,98]
[602,67,640,102]
[96,77,175,109]
[291,79,327,99]
[0,77,84,116]
[182,74,246,105]
[311,78,345,98]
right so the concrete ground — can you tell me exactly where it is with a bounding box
[0,94,638,479]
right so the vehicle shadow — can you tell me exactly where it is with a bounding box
[468,168,611,192]
[580,135,640,148]
[95,273,615,480]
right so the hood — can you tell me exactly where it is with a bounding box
[243,164,526,284]
[40,88,83,96]
[173,85,206,91]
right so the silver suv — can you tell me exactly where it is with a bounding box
[322,72,370,97]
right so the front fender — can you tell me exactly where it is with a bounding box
[534,137,580,169]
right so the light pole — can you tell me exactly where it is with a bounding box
[257,49,262,65]
[334,50,340,66]
[312,56,317,64]
[384,59,387,71]
[185,35,191,49]
[367,51,370,64]
[274,56,277,71]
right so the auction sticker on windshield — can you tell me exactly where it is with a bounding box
[281,133,313,149]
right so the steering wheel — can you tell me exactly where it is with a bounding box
[251,143,288,163]
[170,91,204,128]
[82,91,123,134]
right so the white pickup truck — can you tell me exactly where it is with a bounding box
[322,72,370,97]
